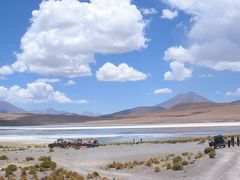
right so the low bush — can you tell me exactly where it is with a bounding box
[106,162,116,169]
[102,177,110,180]
[39,156,57,171]
[145,159,153,167]
[166,163,172,170]
[182,160,189,166]
[155,166,160,173]
[172,161,183,171]
[195,152,204,159]
[92,171,100,178]
[26,157,34,161]
[173,156,182,163]
[87,173,94,179]
[56,168,68,174]
[44,172,64,180]
[171,155,184,171]
[209,150,216,158]
[28,166,37,175]
[115,163,124,170]
[87,171,100,179]
[65,171,84,180]
[190,160,195,164]
[20,170,28,180]
[0,156,8,160]
[49,148,54,153]
[38,156,51,161]
[204,147,214,154]
[5,164,17,177]
[151,157,160,164]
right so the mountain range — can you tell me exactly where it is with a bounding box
[1,91,240,126]
[108,92,213,116]
[0,101,26,114]
[0,92,240,125]
[0,92,226,116]
[156,92,211,108]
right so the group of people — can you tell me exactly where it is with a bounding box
[227,136,240,147]
[132,138,143,144]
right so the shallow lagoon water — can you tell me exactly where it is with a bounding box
[0,122,240,143]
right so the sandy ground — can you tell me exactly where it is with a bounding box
[1,141,240,179]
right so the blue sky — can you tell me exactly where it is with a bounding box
[0,0,240,114]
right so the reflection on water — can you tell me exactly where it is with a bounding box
[0,124,239,143]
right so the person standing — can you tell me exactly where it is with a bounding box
[237,136,240,146]
[231,136,235,147]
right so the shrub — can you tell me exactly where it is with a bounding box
[39,156,57,171]
[173,156,182,163]
[151,157,160,164]
[29,166,37,175]
[33,175,38,180]
[65,171,84,180]
[209,151,216,158]
[38,156,51,161]
[92,171,100,178]
[49,148,54,153]
[106,162,116,169]
[197,139,206,144]
[45,172,64,180]
[115,163,124,170]
[195,152,204,159]
[182,152,188,156]
[204,147,214,154]
[155,166,160,173]
[56,168,68,174]
[182,160,189,166]
[87,173,94,179]
[145,159,153,167]
[0,156,8,160]
[20,171,28,180]
[5,164,17,177]
[102,177,110,180]
[172,161,183,171]
[26,157,34,161]
[166,163,172,170]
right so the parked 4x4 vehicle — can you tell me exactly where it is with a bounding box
[209,135,226,149]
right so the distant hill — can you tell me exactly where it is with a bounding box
[81,111,102,117]
[157,92,212,109]
[30,108,74,115]
[0,101,26,114]
[109,106,166,116]
[231,99,240,104]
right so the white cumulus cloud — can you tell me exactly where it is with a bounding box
[65,80,76,86]
[198,74,212,78]
[0,82,87,104]
[154,88,172,94]
[161,9,178,19]
[163,0,240,72]
[0,65,13,75]
[164,45,193,63]
[3,0,147,77]
[164,61,192,81]
[96,62,147,82]
[35,78,61,84]
[225,88,240,96]
[141,8,157,15]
